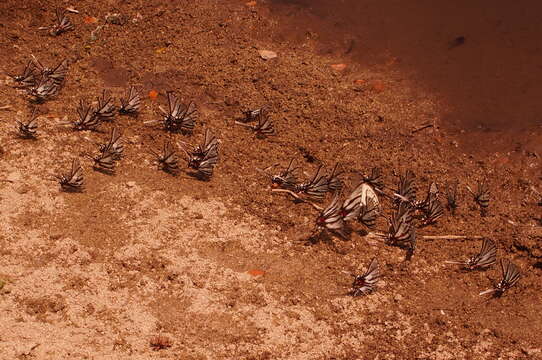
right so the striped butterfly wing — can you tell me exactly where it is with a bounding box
[326,163,343,192]
[468,238,497,270]
[359,197,379,229]
[497,260,520,292]
[161,142,179,172]
[163,92,183,131]
[76,100,100,130]
[59,159,83,191]
[197,155,218,177]
[200,128,219,156]
[166,92,180,118]
[100,128,123,159]
[69,159,84,188]
[178,102,197,132]
[397,169,417,203]
[445,180,458,211]
[13,60,38,88]
[254,110,275,136]
[30,77,59,101]
[341,183,364,221]
[422,196,444,225]
[51,8,74,35]
[272,158,298,190]
[119,86,141,114]
[48,59,68,85]
[17,108,39,138]
[317,193,344,232]
[351,258,380,296]
[418,182,439,209]
[304,165,329,200]
[363,167,384,191]
[475,181,490,208]
[388,203,412,244]
[243,105,268,122]
[94,151,116,171]
[95,90,116,120]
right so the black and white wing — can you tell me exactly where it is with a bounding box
[396,169,416,204]
[351,258,380,296]
[468,238,497,270]
[316,193,345,236]
[326,163,343,192]
[253,110,275,137]
[362,167,384,191]
[119,86,141,115]
[358,197,379,229]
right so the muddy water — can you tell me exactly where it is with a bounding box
[269,0,542,153]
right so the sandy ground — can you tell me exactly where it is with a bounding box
[0,1,541,359]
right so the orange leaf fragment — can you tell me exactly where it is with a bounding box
[148,90,159,100]
[247,269,265,277]
[155,47,167,54]
[246,1,257,6]
[330,63,347,71]
[84,16,97,24]
[353,79,366,85]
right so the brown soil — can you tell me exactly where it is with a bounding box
[0,1,541,359]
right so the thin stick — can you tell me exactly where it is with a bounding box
[444,260,466,265]
[412,123,433,134]
[422,235,483,240]
[0,105,11,110]
[234,121,253,128]
[143,120,160,124]
[271,188,323,211]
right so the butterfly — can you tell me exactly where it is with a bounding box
[350,258,380,296]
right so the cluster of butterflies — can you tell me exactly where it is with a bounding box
[235,106,276,137]
[51,124,220,192]
[264,159,515,297]
[446,238,521,297]
[7,9,518,299]
[145,92,197,134]
[150,128,220,179]
[11,56,69,103]
[69,88,141,131]
[10,53,218,187]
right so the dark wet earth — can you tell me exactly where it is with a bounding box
[269,0,542,155]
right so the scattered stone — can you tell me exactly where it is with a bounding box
[126,181,136,188]
[16,185,29,194]
[330,63,347,71]
[258,49,277,60]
